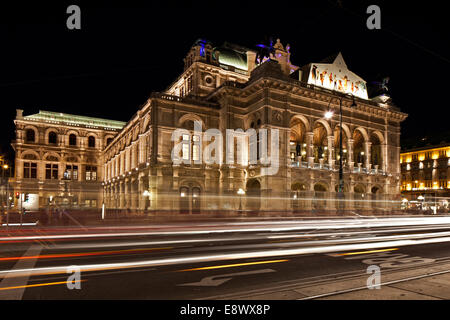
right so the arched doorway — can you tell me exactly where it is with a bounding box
[291,182,307,212]
[353,130,365,165]
[334,125,349,166]
[313,122,329,163]
[370,185,383,210]
[179,185,202,214]
[370,132,383,171]
[289,118,307,164]
[313,182,328,210]
[354,184,366,209]
[246,179,261,212]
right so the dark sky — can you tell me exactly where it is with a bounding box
[0,0,449,161]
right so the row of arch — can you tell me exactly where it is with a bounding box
[20,150,97,164]
[290,115,384,167]
[175,113,385,169]
[23,127,114,149]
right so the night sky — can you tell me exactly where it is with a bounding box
[0,0,449,162]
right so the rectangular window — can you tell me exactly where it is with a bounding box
[182,134,190,160]
[192,135,200,162]
[64,165,78,180]
[23,162,37,179]
[73,165,78,180]
[85,166,97,181]
[45,164,58,180]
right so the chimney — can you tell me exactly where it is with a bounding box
[16,109,24,119]
[246,51,256,74]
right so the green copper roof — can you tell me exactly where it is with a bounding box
[215,47,248,71]
[24,110,126,130]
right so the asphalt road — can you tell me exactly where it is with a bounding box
[1,216,450,300]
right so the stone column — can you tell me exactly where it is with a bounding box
[364,141,372,171]
[138,176,145,211]
[327,135,334,169]
[119,181,125,209]
[382,143,388,173]
[306,132,314,168]
[347,138,354,172]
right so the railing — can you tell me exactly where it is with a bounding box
[290,160,386,175]
[150,92,220,109]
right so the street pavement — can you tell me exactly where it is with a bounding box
[1,216,450,300]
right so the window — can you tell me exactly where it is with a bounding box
[69,134,77,146]
[25,129,35,143]
[23,162,37,179]
[85,166,97,181]
[192,135,200,161]
[106,138,113,146]
[88,136,96,148]
[64,165,78,180]
[182,134,190,160]
[45,164,58,180]
[48,131,57,144]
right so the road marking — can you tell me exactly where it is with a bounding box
[0,280,85,291]
[178,269,275,287]
[177,259,288,272]
[0,244,42,300]
[327,248,399,257]
[0,247,172,262]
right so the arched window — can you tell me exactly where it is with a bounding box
[48,131,57,144]
[25,129,35,143]
[88,136,96,148]
[106,138,113,146]
[69,134,77,146]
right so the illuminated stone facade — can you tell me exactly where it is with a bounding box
[102,39,408,214]
[400,144,450,199]
[11,39,408,213]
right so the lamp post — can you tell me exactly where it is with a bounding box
[237,188,245,212]
[143,189,151,213]
[324,93,357,214]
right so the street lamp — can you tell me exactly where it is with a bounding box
[237,188,245,212]
[325,93,357,214]
[143,189,151,212]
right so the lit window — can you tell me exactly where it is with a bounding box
[64,165,78,180]
[182,134,190,160]
[45,164,58,180]
[192,135,200,161]
[419,162,423,169]
[85,166,97,181]
[23,162,37,179]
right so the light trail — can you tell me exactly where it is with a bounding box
[4,233,450,279]
[332,248,399,256]
[177,259,289,272]
[2,216,450,242]
[0,247,172,262]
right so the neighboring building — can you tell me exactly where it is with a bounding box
[10,110,126,210]
[400,144,450,200]
[101,38,407,214]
